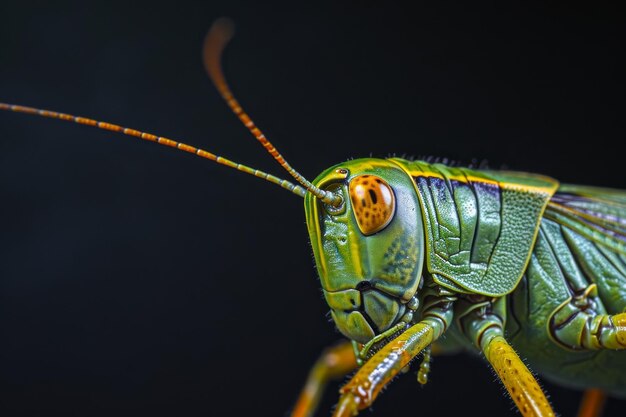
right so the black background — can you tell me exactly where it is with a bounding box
[1,2,625,416]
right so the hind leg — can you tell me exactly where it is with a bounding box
[552,299,626,350]
[576,389,607,417]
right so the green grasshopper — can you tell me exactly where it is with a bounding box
[2,20,625,417]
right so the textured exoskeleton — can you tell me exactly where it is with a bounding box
[301,158,626,417]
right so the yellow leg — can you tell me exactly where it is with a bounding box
[290,341,358,417]
[601,312,626,349]
[553,307,626,350]
[332,316,447,417]
[576,389,606,417]
[482,329,555,417]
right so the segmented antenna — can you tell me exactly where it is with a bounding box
[203,18,342,207]
[0,102,306,197]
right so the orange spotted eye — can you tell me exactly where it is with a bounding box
[349,175,395,235]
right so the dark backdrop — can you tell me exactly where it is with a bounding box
[1,2,624,416]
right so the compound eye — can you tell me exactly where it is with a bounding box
[349,175,395,235]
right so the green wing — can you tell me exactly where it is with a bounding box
[545,184,626,256]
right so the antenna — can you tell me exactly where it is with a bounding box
[203,18,342,207]
[0,103,306,198]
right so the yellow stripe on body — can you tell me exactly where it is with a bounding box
[391,158,558,195]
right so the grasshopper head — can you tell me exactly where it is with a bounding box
[305,158,425,344]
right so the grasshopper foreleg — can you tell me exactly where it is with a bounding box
[332,301,453,417]
[291,340,358,417]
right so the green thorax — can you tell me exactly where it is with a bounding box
[391,158,559,296]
